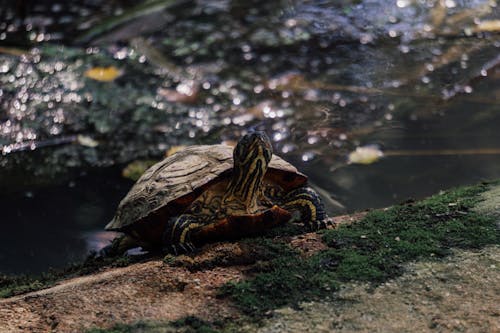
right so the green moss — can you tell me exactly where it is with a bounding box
[86,316,218,333]
[221,183,500,316]
[172,316,219,333]
[0,253,142,299]
[0,275,46,298]
[219,236,340,315]
[321,183,499,281]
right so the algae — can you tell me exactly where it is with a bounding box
[220,183,500,316]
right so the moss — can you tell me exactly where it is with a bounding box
[259,222,306,238]
[0,275,46,298]
[86,316,218,333]
[171,316,219,333]
[220,255,340,315]
[221,183,500,316]
[0,253,144,299]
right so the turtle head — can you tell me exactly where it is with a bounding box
[233,131,272,168]
[224,131,273,213]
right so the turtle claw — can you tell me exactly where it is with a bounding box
[307,218,333,231]
[188,242,198,252]
[178,243,189,253]
[179,241,197,253]
[165,242,196,255]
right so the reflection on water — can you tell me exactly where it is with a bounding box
[0,0,499,274]
[82,230,120,253]
[0,168,131,274]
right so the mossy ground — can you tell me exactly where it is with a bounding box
[220,182,500,316]
[0,253,144,298]
[86,316,218,333]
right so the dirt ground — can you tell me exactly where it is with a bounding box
[0,256,241,332]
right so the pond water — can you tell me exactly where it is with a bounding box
[0,0,499,274]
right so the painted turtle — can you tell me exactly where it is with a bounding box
[104,132,327,254]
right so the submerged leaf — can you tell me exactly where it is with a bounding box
[84,66,122,82]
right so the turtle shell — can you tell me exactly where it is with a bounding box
[106,144,307,239]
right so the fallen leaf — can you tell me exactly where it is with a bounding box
[84,66,122,82]
[474,20,500,32]
[76,135,99,147]
[348,145,384,164]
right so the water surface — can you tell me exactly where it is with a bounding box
[1,0,499,274]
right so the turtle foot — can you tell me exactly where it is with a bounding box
[164,242,197,255]
[305,218,334,231]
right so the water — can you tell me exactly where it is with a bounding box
[0,168,130,274]
[0,0,499,274]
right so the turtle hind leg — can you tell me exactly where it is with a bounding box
[99,235,140,257]
[282,186,330,230]
[162,214,202,255]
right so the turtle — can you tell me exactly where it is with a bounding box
[104,131,327,255]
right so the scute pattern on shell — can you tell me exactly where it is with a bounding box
[106,144,304,230]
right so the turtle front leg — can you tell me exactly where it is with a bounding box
[163,214,203,254]
[281,186,329,230]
